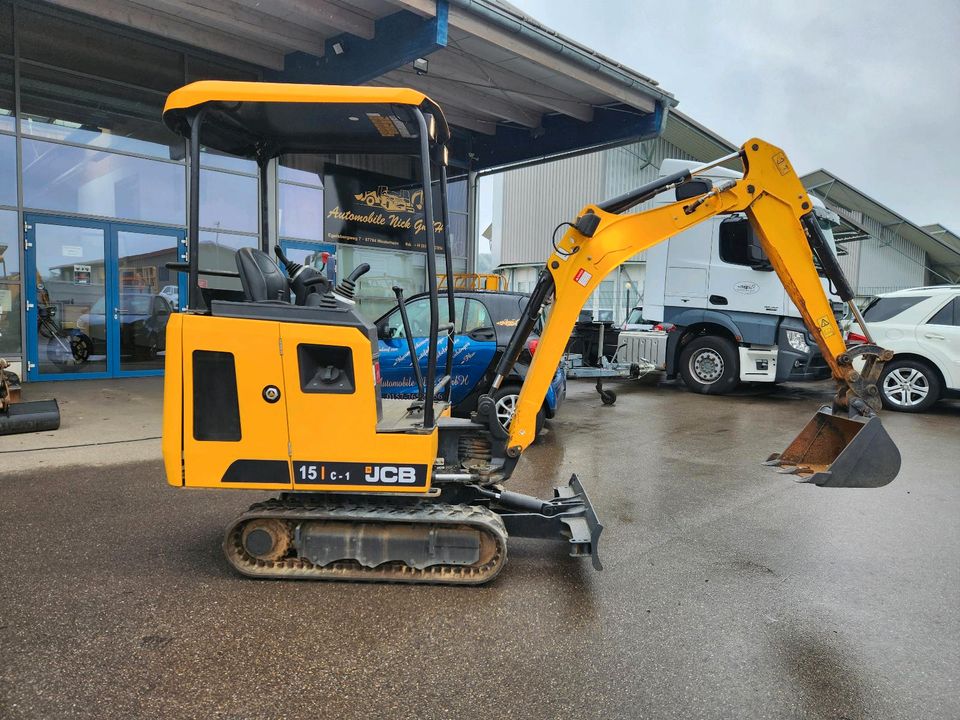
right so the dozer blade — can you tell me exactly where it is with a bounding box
[0,400,60,436]
[765,408,900,488]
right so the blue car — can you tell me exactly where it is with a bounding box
[375,290,566,437]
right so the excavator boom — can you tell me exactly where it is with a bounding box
[485,139,900,489]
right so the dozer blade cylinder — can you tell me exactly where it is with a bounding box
[766,409,900,488]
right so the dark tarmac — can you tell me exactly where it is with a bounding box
[1,378,958,719]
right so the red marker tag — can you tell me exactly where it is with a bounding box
[574,269,592,286]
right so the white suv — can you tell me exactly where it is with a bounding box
[849,286,960,412]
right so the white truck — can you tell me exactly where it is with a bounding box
[620,159,845,394]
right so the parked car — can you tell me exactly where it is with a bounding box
[75,293,173,360]
[848,285,960,412]
[375,290,566,436]
[159,285,180,309]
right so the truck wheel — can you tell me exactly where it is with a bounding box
[490,385,545,440]
[879,358,941,412]
[679,336,739,394]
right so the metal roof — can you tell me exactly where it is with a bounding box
[48,0,677,171]
[802,169,960,281]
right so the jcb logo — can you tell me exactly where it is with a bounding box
[364,465,417,484]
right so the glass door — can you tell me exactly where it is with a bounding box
[114,224,183,375]
[25,215,185,380]
[26,217,110,380]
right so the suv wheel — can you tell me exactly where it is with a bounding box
[490,385,545,439]
[879,358,941,412]
[679,335,739,394]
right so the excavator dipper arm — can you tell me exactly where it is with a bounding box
[482,139,900,489]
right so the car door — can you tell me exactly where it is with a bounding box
[377,297,432,399]
[917,296,960,389]
[454,298,498,402]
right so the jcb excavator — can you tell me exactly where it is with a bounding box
[161,81,901,585]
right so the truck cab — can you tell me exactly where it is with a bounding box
[624,159,843,393]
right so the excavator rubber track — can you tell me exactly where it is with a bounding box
[223,497,508,585]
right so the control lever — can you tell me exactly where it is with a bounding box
[334,263,371,301]
[275,245,331,305]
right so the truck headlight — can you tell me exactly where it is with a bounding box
[786,330,810,354]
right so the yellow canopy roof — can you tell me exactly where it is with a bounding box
[163,80,450,158]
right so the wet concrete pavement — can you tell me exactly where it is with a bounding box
[1,378,958,719]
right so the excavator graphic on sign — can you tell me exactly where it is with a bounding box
[355,185,424,214]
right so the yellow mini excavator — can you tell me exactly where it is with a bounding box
[161,81,901,585]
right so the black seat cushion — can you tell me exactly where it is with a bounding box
[235,247,290,303]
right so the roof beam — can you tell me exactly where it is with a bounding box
[126,0,326,56]
[423,48,593,122]
[45,0,285,69]
[232,0,376,40]
[384,68,542,127]
[390,0,659,113]
[278,5,449,85]
[466,102,665,173]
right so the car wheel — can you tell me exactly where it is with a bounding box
[490,385,545,440]
[879,358,941,412]
[679,335,739,394]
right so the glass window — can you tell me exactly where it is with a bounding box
[719,217,764,266]
[18,9,184,93]
[198,230,256,292]
[200,169,258,234]
[0,281,20,355]
[338,245,425,320]
[383,296,465,338]
[0,133,15,206]
[200,147,257,174]
[928,297,959,327]
[0,57,13,133]
[22,139,186,225]
[279,183,323,240]
[280,155,323,186]
[19,64,182,160]
[0,208,18,280]
[462,299,492,333]
[862,295,931,322]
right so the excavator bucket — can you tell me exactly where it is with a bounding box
[765,408,900,488]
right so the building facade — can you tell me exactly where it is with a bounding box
[0,0,676,383]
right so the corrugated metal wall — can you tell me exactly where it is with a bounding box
[499,152,603,265]
[855,216,926,295]
[823,204,926,297]
[500,136,697,266]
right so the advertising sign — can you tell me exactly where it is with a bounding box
[324,168,445,253]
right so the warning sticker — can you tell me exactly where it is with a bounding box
[773,152,790,176]
[367,113,399,137]
[817,315,835,338]
[573,268,592,286]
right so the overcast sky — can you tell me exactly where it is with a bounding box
[509,0,960,231]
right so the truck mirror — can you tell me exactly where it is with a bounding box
[745,229,773,271]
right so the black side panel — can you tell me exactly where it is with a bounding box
[222,460,290,484]
[193,350,241,441]
[298,344,355,394]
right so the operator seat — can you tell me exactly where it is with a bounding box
[235,247,290,303]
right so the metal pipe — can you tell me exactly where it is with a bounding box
[258,158,270,254]
[689,150,744,177]
[415,109,440,429]
[392,285,424,400]
[847,300,874,344]
[439,164,456,397]
[187,109,206,311]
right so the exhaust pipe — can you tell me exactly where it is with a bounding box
[765,407,900,488]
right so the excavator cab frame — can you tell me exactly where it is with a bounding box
[163,81,458,428]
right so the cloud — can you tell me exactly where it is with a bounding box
[510,0,960,230]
